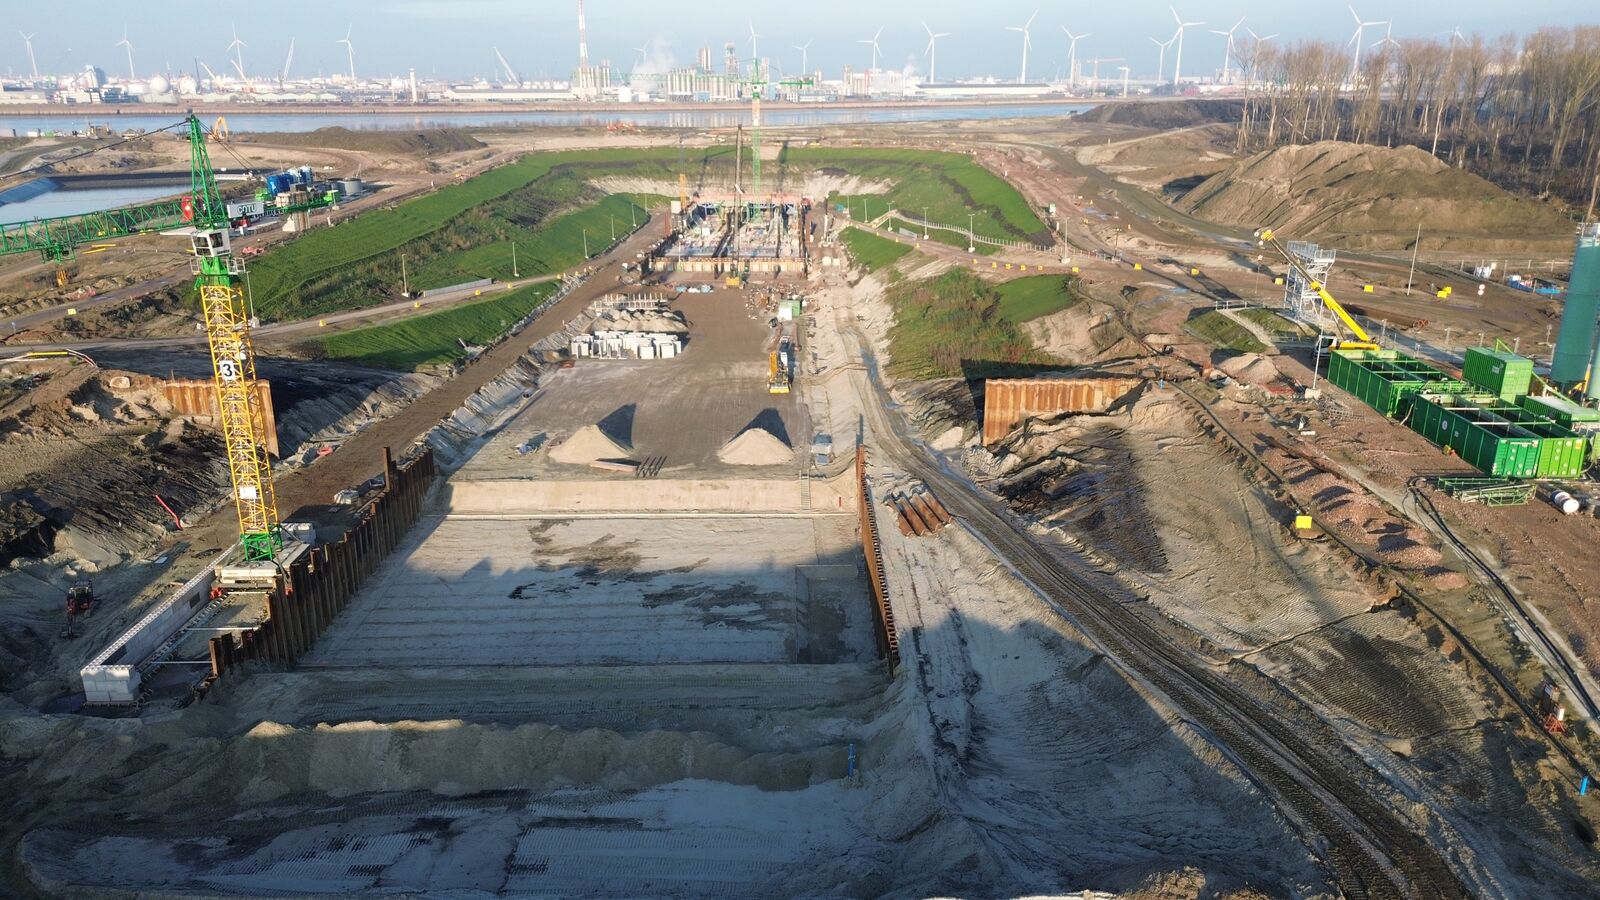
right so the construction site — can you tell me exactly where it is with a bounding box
[2,82,1600,898]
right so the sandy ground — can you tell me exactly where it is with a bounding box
[305,515,873,668]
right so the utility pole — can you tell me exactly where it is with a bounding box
[1406,223,1421,296]
[923,206,929,240]
[511,243,519,278]
[401,254,409,295]
[610,214,615,242]
[967,212,975,253]
[582,229,589,259]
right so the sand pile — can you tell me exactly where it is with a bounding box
[716,427,792,466]
[1177,141,1571,252]
[590,309,688,334]
[1021,300,1145,365]
[1218,353,1280,386]
[550,425,632,464]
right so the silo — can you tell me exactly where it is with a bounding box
[1551,223,1600,385]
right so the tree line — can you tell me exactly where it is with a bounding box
[1231,25,1600,214]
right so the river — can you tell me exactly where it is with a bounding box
[0,102,1091,136]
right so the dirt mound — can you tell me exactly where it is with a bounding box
[716,427,792,466]
[550,425,632,464]
[1078,99,1243,130]
[1217,353,1279,385]
[1022,300,1145,365]
[1178,141,1571,251]
[242,127,484,156]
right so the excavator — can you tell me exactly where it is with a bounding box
[1255,228,1380,352]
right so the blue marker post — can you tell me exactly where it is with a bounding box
[847,743,857,779]
[1582,775,1590,797]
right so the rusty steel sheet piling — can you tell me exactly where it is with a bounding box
[856,445,900,673]
[163,378,280,458]
[981,376,1144,446]
[209,446,438,680]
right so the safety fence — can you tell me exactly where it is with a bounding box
[867,208,1052,252]
[205,446,438,678]
[856,445,900,674]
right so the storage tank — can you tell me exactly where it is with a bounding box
[1551,223,1600,386]
[265,173,293,195]
[339,178,364,197]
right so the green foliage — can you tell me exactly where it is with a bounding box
[994,275,1084,322]
[884,269,1054,380]
[839,226,912,270]
[315,283,554,370]
[1236,307,1311,339]
[1187,310,1268,353]
[795,146,1046,243]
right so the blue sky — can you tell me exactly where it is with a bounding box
[6,1,1590,83]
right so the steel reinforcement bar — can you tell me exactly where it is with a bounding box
[205,445,439,678]
[856,444,900,674]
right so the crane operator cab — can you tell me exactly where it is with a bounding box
[191,228,231,259]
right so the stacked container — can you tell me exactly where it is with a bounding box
[1462,347,1534,403]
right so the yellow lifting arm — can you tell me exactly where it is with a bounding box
[1256,228,1378,350]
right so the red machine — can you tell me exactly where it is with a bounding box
[61,580,96,639]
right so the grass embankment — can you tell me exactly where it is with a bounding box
[1187,310,1268,353]
[315,283,554,371]
[1236,307,1312,339]
[239,127,484,155]
[885,269,1056,380]
[798,146,1046,245]
[839,227,913,271]
[994,275,1084,322]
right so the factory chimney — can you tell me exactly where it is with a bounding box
[578,0,590,69]
[1552,223,1600,387]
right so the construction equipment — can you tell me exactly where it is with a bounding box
[740,72,814,200]
[211,116,231,142]
[1537,682,1569,736]
[1256,228,1379,351]
[0,113,335,561]
[767,349,790,394]
[61,580,96,639]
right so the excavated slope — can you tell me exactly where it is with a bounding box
[1178,141,1571,251]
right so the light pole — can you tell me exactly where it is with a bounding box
[610,214,615,243]
[512,243,519,279]
[967,211,975,253]
[922,206,929,241]
[582,229,589,259]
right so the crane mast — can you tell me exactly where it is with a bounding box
[182,114,285,560]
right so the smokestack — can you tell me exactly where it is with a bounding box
[1552,223,1600,386]
[578,0,590,69]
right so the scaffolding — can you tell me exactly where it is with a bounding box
[1284,241,1337,327]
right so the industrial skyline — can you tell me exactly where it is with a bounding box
[0,0,1586,86]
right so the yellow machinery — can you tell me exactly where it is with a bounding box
[1256,228,1380,351]
[767,350,790,394]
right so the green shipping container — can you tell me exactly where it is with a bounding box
[1472,399,1592,478]
[1327,349,1470,419]
[1519,393,1600,429]
[1409,394,1542,478]
[1461,347,1534,402]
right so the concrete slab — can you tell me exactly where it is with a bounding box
[302,515,874,668]
[461,290,809,478]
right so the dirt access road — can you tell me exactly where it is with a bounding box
[846,323,1467,898]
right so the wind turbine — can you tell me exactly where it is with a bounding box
[1006,10,1038,84]
[747,21,759,75]
[1370,22,1399,52]
[1347,6,1386,83]
[1149,34,1174,84]
[1245,28,1277,83]
[632,44,649,68]
[1170,7,1203,88]
[922,22,951,85]
[858,27,883,72]
[337,24,356,84]
[279,37,294,86]
[1210,16,1244,84]
[226,25,247,84]
[1062,28,1091,87]
[116,25,135,81]
[18,33,37,81]
[793,39,813,77]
